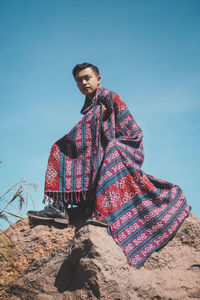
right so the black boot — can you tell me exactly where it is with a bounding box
[27,204,69,224]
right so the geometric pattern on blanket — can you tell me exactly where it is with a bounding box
[44,86,191,268]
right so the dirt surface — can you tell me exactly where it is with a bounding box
[0,212,199,300]
[0,218,76,288]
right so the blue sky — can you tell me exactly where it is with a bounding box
[1,0,200,229]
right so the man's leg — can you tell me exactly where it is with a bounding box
[84,189,107,227]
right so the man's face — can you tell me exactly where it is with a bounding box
[75,67,101,100]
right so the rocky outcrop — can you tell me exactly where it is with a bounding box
[0,213,200,300]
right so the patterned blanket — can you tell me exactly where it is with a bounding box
[44,86,190,268]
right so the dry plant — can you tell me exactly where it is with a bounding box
[0,161,37,286]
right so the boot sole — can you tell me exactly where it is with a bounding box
[27,213,69,224]
[86,219,107,227]
[27,213,54,220]
[54,218,69,224]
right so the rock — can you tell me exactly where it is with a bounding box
[0,212,200,300]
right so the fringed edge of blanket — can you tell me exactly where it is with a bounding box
[43,190,89,205]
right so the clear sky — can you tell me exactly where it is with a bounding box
[1,0,200,229]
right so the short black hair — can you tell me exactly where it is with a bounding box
[72,62,99,78]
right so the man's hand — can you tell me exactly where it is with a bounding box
[102,105,107,119]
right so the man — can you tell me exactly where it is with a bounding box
[27,63,107,225]
[28,63,190,268]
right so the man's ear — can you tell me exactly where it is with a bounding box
[97,75,101,85]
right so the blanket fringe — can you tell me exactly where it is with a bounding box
[44,190,90,205]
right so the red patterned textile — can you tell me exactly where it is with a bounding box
[44,86,190,267]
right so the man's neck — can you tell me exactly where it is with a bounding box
[87,91,97,101]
